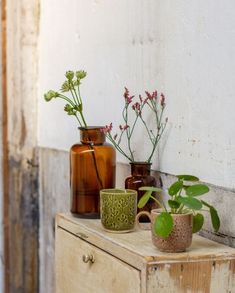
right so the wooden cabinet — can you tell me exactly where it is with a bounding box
[55,214,235,293]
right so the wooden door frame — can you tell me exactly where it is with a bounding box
[1,1,40,292]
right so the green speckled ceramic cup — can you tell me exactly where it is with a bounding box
[100,189,137,233]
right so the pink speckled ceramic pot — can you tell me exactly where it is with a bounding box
[136,209,193,253]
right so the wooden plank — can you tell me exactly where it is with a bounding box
[147,260,235,293]
[4,0,40,292]
[39,148,70,293]
[1,0,9,291]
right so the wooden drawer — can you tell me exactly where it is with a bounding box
[55,227,141,293]
[56,214,235,293]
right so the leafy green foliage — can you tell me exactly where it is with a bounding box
[186,184,210,197]
[193,213,204,233]
[139,186,163,192]
[177,196,203,210]
[210,207,220,232]
[168,200,180,209]
[154,212,173,238]
[176,175,199,181]
[137,174,220,238]
[137,191,152,209]
[168,181,183,196]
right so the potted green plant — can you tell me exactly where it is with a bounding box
[136,174,220,252]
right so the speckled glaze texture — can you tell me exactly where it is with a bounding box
[100,189,137,233]
[151,210,193,252]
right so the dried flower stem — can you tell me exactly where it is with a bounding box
[102,88,167,163]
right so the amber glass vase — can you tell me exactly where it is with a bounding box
[70,127,116,218]
[125,162,162,220]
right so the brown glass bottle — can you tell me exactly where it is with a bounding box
[125,162,162,220]
[70,127,116,218]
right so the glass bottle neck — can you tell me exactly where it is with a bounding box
[80,127,105,145]
[130,162,151,176]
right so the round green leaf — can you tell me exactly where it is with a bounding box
[193,213,204,233]
[186,184,210,197]
[210,207,220,232]
[139,186,163,192]
[168,200,181,209]
[168,181,183,196]
[138,191,151,209]
[177,196,203,210]
[176,175,199,181]
[154,212,173,238]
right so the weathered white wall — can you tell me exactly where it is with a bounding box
[38,1,166,156]
[38,0,235,190]
[155,0,235,190]
[0,1,4,291]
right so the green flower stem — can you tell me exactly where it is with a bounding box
[147,100,160,128]
[77,87,83,105]
[177,203,185,214]
[152,100,160,127]
[106,133,132,161]
[70,83,80,105]
[117,130,125,145]
[129,113,139,137]
[70,84,87,127]
[122,105,127,121]
[140,116,155,145]
[74,114,82,127]
[58,94,76,107]
[126,131,134,161]
[69,85,79,105]
[89,144,103,189]
[147,121,167,162]
[104,89,167,163]
[149,195,167,211]
[79,111,87,128]
[123,105,134,161]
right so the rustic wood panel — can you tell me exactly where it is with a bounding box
[1,0,9,291]
[4,0,40,292]
[39,148,70,293]
[0,0,5,291]
[147,260,235,293]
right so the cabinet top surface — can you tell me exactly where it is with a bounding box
[57,213,235,265]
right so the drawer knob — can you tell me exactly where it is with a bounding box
[82,254,95,264]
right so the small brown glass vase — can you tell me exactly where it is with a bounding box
[125,162,162,221]
[70,126,116,218]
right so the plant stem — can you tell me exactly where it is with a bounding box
[106,133,132,161]
[140,116,154,145]
[149,195,167,211]
[74,114,82,127]
[79,111,87,127]
[123,105,134,161]
[70,83,80,105]
[69,87,79,106]
[88,143,103,189]
[147,121,167,162]
[78,87,83,105]
[58,94,76,106]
